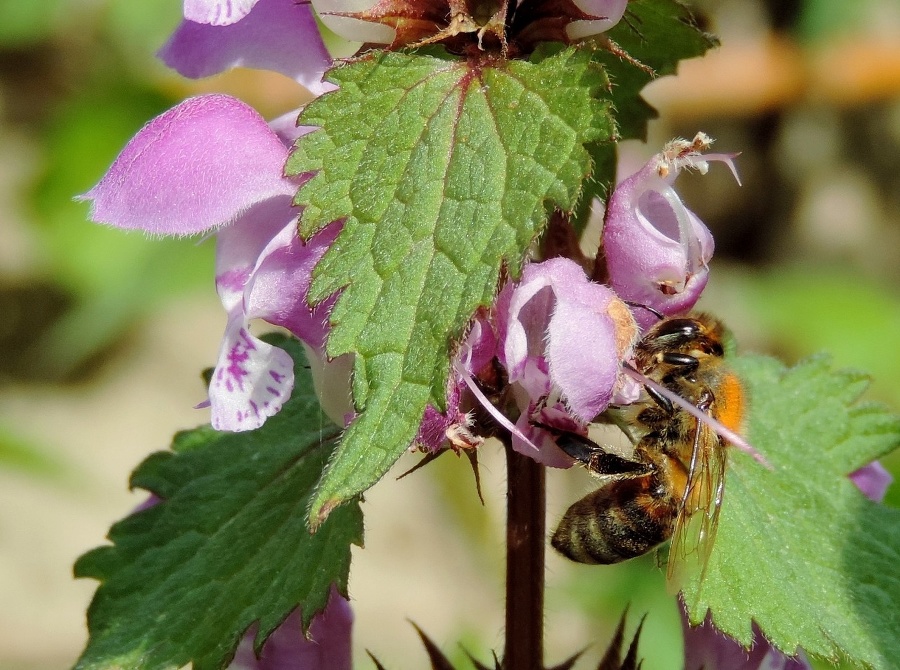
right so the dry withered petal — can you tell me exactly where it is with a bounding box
[315,0,626,54]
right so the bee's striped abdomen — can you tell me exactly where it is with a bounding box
[551,473,677,564]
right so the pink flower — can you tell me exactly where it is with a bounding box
[849,461,893,502]
[229,586,353,670]
[681,608,811,670]
[160,0,338,95]
[414,259,638,466]
[604,133,739,328]
[498,258,637,423]
[80,95,296,236]
[80,94,338,431]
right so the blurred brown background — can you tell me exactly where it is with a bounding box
[0,0,897,668]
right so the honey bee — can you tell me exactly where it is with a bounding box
[550,313,746,584]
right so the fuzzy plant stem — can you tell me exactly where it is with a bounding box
[504,436,546,670]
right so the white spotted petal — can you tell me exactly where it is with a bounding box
[210,319,294,431]
[184,0,260,25]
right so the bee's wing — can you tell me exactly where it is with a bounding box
[665,420,727,591]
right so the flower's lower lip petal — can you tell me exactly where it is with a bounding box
[79,94,295,236]
[511,415,574,469]
[159,0,336,95]
[209,320,294,431]
[184,0,259,26]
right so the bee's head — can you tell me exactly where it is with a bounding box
[645,314,725,358]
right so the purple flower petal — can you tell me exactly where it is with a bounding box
[417,316,498,452]
[682,606,811,670]
[501,258,637,422]
[160,0,336,95]
[185,0,260,26]
[80,94,296,236]
[604,135,736,328]
[211,210,341,431]
[545,264,637,421]
[850,461,893,503]
[230,585,352,670]
[493,258,638,465]
[268,109,317,147]
[514,405,584,468]
[244,221,341,351]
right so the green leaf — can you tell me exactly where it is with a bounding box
[598,0,718,140]
[682,354,900,668]
[288,46,615,524]
[74,335,362,670]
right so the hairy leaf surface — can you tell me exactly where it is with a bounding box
[572,0,717,232]
[288,46,615,524]
[683,355,900,669]
[598,0,717,141]
[74,336,360,670]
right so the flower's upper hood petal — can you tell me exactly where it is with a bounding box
[500,257,637,422]
[80,94,296,236]
[546,271,636,421]
[160,0,336,95]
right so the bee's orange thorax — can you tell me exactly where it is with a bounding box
[716,372,745,432]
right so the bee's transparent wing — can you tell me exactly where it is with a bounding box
[665,421,727,592]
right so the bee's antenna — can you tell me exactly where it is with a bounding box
[624,301,664,320]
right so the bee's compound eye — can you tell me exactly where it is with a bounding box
[653,318,701,340]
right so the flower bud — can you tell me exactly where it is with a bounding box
[603,134,738,327]
[566,0,629,40]
[310,0,396,44]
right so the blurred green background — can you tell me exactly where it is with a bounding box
[0,0,897,668]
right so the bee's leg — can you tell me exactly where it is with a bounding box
[644,384,675,415]
[552,446,678,564]
[642,353,700,415]
[551,430,651,478]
